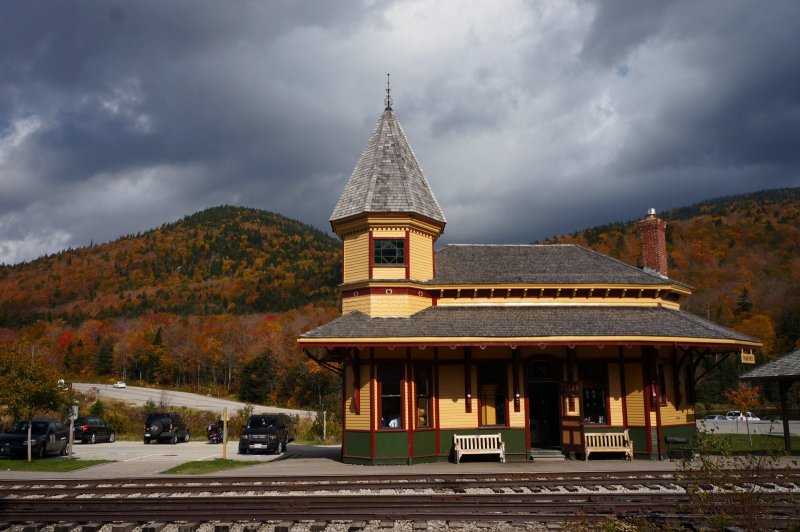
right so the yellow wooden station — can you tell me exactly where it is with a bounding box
[299,95,761,465]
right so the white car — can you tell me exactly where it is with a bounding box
[112,381,127,389]
[725,410,760,421]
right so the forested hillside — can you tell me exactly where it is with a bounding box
[0,206,341,326]
[540,188,800,407]
[0,206,342,412]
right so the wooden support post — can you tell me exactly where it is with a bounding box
[780,380,792,454]
[222,407,228,460]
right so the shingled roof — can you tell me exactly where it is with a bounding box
[429,244,688,286]
[300,305,759,345]
[740,348,800,381]
[330,109,446,224]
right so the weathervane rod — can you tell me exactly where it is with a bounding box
[385,73,393,110]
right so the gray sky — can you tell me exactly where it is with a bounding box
[2,1,799,265]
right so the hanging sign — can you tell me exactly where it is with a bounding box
[740,349,756,364]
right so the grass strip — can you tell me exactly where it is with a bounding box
[0,458,112,472]
[162,458,261,475]
[703,433,800,453]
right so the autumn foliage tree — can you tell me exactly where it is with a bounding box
[0,346,65,420]
[724,382,761,446]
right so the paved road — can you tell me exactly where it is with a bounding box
[697,419,800,435]
[72,383,315,418]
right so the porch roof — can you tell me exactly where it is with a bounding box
[740,348,800,382]
[298,305,760,348]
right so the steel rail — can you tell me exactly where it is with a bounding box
[2,470,796,495]
[1,492,798,526]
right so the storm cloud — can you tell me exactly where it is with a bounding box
[1,0,798,263]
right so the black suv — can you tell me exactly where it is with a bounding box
[143,412,190,444]
[74,416,116,444]
[0,418,70,458]
[238,413,295,454]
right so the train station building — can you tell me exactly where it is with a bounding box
[298,99,761,465]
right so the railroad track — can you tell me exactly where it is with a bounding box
[1,471,798,528]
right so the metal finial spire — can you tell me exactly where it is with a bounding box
[384,73,393,110]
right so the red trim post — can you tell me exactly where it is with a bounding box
[404,229,410,280]
[368,230,374,279]
[653,351,664,458]
[370,348,376,458]
[512,348,521,412]
[434,347,441,457]
[431,237,436,278]
[523,362,531,451]
[341,350,347,461]
[352,348,361,415]
[619,347,628,427]
[407,348,413,460]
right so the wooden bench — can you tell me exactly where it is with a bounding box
[665,436,692,460]
[454,434,506,463]
[584,430,634,460]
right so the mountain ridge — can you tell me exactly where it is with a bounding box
[0,205,341,326]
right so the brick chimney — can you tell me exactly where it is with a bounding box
[637,208,668,277]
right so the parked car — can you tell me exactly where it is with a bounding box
[0,418,70,458]
[704,414,728,421]
[238,413,295,455]
[143,412,190,444]
[73,416,116,444]
[725,410,760,421]
[112,381,127,388]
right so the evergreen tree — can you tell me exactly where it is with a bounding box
[238,350,274,403]
[734,287,753,316]
[94,337,115,375]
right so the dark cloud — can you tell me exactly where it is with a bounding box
[0,0,799,263]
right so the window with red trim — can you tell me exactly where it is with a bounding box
[414,365,431,428]
[478,364,507,426]
[374,239,405,265]
[379,364,403,429]
[579,363,608,424]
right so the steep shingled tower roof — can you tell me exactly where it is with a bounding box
[330,107,446,225]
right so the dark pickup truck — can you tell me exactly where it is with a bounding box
[238,413,295,455]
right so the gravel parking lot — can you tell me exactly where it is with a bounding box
[67,439,281,464]
[1,440,331,479]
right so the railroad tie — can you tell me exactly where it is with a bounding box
[177,524,199,532]
[347,521,366,531]
[22,526,43,532]
[110,524,136,532]
[310,521,327,531]
[214,523,232,532]
[53,524,76,532]
[241,525,260,532]
[274,522,294,532]
[141,523,166,532]
[80,524,102,532]
[412,521,427,531]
